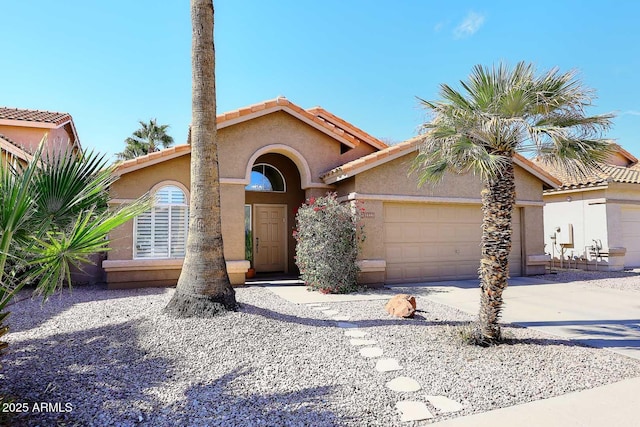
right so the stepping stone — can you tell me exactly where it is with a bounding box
[321,309,340,316]
[396,401,433,422]
[375,358,402,372]
[311,306,331,311]
[337,322,358,329]
[332,315,351,321]
[386,376,421,392]
[425,395,464,413]
[344,330,368,338]
[359,347,383,358]
[349,339,377,346]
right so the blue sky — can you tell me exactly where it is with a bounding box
[2,1,640,161]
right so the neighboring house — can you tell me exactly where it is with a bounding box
[0,107,81,160]
[0,133,31,166]
[536,147,640,271]
[104,97,558,289]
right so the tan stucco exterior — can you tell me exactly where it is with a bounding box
[103,100,552,288]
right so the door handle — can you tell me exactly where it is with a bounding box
[256,237,259,253]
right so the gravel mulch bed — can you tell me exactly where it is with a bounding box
[2,281,640,426]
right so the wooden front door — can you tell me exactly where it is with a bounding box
[254,204,286,272]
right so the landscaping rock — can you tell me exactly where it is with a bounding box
[385,294,417,318]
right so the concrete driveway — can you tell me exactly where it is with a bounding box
[390,276,640,360]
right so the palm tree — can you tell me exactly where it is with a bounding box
[116,119,174,160]
[164,0,236,317]
[0,142,149,360]
[413,62,613,345]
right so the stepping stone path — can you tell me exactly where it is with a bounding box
[396,401,433,422]
[386,376,421,392]
[304,302,463,423]
[425,395,465,413]
[359,347,384,358]
[375,358,402,372]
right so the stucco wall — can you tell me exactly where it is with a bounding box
[0,125,74,156]
[543,189,609,261]
[217,111,377,183]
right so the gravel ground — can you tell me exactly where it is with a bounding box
[2,277,640,427]
[543,268,640,291]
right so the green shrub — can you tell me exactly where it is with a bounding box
[293,193,365,293]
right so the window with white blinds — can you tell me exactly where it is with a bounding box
[134,185,188,259]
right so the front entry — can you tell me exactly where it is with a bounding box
[254,204,287,273]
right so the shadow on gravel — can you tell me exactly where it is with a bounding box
[240,302,470,329]
[1,320,172,426]
[171,367,341,427]
[6,284,170,333]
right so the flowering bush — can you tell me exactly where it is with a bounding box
[294,193,365,293]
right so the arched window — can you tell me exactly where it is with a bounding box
[134,185,189,259]
[245,163,286,192]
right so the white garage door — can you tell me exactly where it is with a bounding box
[383,203,522,283]
[621,207,640,267]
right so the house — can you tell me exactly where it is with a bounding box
[536,146,640,271]
[0,107,81,162]
[103,97,558,289]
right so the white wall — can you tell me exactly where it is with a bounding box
[543,191,609,261]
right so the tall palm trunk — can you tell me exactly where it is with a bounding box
[165,0,236,317]
[476,156,515,344]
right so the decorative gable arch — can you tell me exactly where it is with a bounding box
[244,144,329,190]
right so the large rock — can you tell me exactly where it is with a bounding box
[385,294,416,318]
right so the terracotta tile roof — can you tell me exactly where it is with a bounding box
[322,137,560,188]
[216,97,382,150]
[0,107,72,126]
[535,160,640,189]
[306,106,387,150]
[115,144,191,174]
[321,136,423,181]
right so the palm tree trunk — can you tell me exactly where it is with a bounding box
[476,157,515,344]
[165,0,236,317]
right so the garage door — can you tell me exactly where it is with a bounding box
[384,203,522,283]
[621,207,640,267]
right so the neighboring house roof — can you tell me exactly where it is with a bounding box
[115,97,388,176]
[0,106,81,152]
[0,133,32,162]
[533,145,640,191]
[321,136,561,189]
[0,107,73,127]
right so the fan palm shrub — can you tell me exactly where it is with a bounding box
[0,143,149,364]
[413,62,613,345]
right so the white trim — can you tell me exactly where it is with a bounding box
[343,192,545,206]
[147,180,190,200]
[218,105,357,149]
[245,144,315,189]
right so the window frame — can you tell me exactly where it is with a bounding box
[245,163,286,193]
[133,182,190,260]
